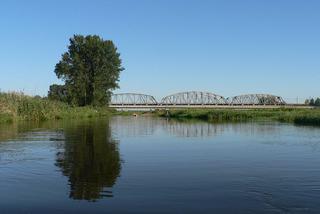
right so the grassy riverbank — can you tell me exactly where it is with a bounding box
[0,92,110,123]
[2,92,320,127]
[156,108,320,126]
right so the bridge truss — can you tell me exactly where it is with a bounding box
[227,94,286,105]
[111,93,158,105]
[110,92,287,107]
[160,91,226,105]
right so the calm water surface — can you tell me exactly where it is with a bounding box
[0,116,320,213]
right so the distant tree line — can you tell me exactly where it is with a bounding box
[48,35,123,106]
[305,98,320,106]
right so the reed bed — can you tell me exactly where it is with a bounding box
[156,108,320,126]
[0,92,110,123]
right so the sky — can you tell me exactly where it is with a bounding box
[0,0,319,102]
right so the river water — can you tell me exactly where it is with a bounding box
[0,116,320,213]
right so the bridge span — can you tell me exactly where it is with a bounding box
[109,91,310,110]
[110,104,310,111]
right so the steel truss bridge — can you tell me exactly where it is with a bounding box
[109,91,294,109]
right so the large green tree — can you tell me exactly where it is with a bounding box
[52,35,123,106]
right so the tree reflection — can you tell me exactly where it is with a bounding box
[55,119,121,201]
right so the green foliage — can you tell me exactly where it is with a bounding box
[305,97,320,106]
[310,98,315,106]
[157,108,320,126]
[0,113,13,123]
[305,99,310,105]
[54,35,124,106]
[294,114,320,126]
[48,84,68,102]
[0,92,110,123]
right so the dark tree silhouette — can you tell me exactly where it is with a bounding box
[55,119,121,201]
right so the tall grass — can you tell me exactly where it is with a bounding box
[156,108,320,126]
[0,92,110,123]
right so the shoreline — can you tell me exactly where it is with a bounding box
[113,108,320,127]
[1,92,320,127]
[153,108,320,126]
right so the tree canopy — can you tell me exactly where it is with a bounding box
[305,98,320,106]
[49,35,123,106]
[48,84,68,103]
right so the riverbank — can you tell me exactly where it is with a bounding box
[1,92,320,127]
[155,108,320,126]
[0,92,110,123]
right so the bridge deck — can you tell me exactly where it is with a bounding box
[109,104,311,110]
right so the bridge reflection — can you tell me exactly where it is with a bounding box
[110,116,225,138]
[110,116,158,137]
[109,116,281,138]
[162,120,225,138]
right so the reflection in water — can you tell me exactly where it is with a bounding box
[1,116,320,213]
[110,116,283,138]
[0,122,43,142]
[110,116,227,138]
[163,120,225,138]
[164,120,284,138]
[55,119,121,201]
[228,122,281,137]
[111,116,158,137]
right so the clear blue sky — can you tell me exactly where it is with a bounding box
[0,0,319,102]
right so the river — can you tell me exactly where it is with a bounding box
[0,116,320,213]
